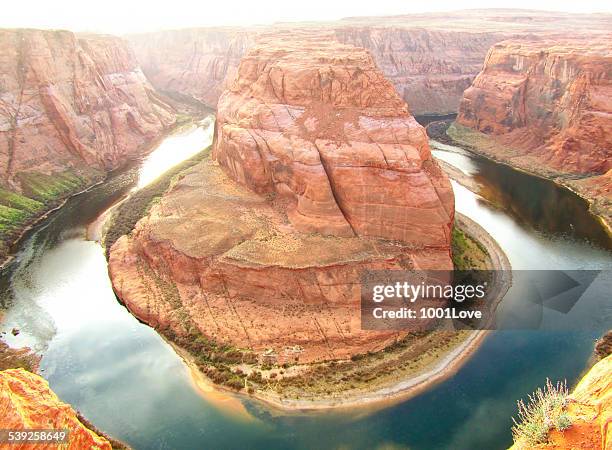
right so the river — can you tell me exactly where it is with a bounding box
[0,117,610,450]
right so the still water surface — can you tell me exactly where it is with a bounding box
[0,120,610,450]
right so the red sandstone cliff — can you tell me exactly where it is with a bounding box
[457,38,611,175]
[128,10,612,116]
[0,368,112,449]
[109,33,453,365]
[213,31,454,243]
[455,38,612,229]
[130,26,499,116]
[0,29,175,192]
[128,28,255,109]
[332,27,502,116]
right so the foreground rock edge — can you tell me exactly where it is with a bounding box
[509,353,612,450]
[0,368,113,449]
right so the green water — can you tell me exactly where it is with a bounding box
[0,119,610,450]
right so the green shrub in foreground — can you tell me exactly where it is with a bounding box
[512,379,572,446]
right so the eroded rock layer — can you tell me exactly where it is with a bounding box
[129,28,254,109]
[109,33,454,364]
[0,368,111,449]
[332,27,502,116]
[130,26,499,116]
[213,32,454,244]
[0,29,175,191]
[129,10,612,116]
[458,38,612,176]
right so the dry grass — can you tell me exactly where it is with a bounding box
[512,379,572,446]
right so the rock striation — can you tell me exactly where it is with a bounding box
[0,368,112,449]
[129,28,255,109]
[213,32,454,244]
[456,38,612,230]
[130,26,500,116]
[0,29,175,189]
[109,33,454,364]
[458,38,612,175]
[128,10,612,116]
[0,29,175,260]
[332,27,503,116]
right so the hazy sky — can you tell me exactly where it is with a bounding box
[2,0,611,34]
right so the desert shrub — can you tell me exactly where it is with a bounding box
[226,378,245,390]
[512,379,572,446]
[248,371,263,383]
[555,413,572,431]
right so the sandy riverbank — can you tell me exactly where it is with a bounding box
[244,209,511,411]
[94,131,512,412]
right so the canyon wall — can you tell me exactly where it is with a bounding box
[332,28,503,116]
[0,29,175,258]
[130,26,500,116]
[0,29,175,189]
[457,38,612,175]
[129,28,255,108]
[128,11,612,117]
[109,32,454,365]
[455,38,612,229]
[0,368,112,449]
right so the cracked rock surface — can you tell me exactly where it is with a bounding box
[109,32,454,364]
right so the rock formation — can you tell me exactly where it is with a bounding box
[109,32,454,365]
[128,10,612,116]
[455,37,612,229]
[0,368,111,449]
[0,29,175,259]
[0,29,175,188]
[458,38,612,175]
[510,353,612,450]
[213,32,454,244]
[332,28,503,116]
[130,26,499,116]
[129,28,255,109]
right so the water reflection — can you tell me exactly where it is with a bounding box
[0,117,610,450]
[432,139,611,259]
[137,117,214,189]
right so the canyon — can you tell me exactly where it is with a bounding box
[454,37,612,230]
[129,25,499,116]
[109,31,454,368]
[0,29,175,259]
[0,368,112,449]
[0,8,610,449]
[129,10,612,117]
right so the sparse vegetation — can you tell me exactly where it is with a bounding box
[594,330,612,360]
[104,145,211,255]
[162,326,256,391]
[264,331,469,399]
[452,226,489,270]
[76,412,131,450]
[17,170,88,203]
[0,340,40,372]
[0,169,100,262]
[512,379,572,446]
